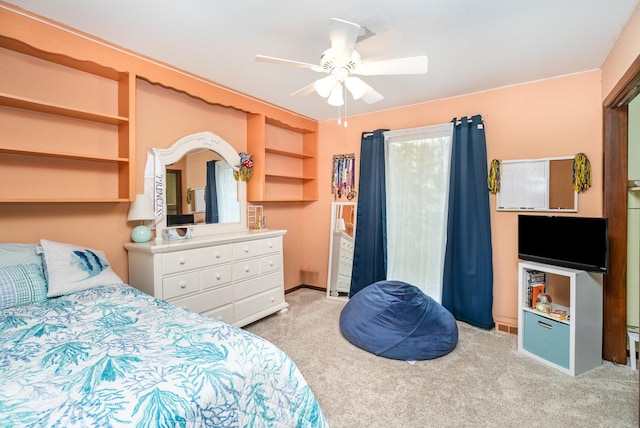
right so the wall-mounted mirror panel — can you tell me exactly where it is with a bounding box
[327,202,356,300]
[496,156,578,212]
[150,131,247,242]
[164,149,240,227]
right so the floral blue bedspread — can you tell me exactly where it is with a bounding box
[0,284,327,427]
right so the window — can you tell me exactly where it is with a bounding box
[384,123,453,302]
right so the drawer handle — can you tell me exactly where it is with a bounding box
[268,260,274,267]
[244,266,250,272]
[270,296,275,302]
[178,258,186,265]
[215,252,221,259]
[215,273,222,280]
[179,281,187,289]
[268,242,273,248]
[243,247,249,253]
[538,321,553,329]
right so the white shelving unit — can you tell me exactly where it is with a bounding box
[517,261,603,376]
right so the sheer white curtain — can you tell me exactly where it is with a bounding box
[384,123,453,302]
[215,161,240,223]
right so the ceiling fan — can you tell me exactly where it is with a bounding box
[256,18,428,107]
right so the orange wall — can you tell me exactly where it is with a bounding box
[306,71,603,326]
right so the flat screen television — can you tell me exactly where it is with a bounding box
[518,215,608,273]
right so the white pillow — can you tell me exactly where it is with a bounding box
[40,239,123,297]
[0,244,42,268]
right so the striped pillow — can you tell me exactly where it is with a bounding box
[0,263,48,309]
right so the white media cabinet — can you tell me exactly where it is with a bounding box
[517,261,603,376]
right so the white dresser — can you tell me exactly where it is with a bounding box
[125,230,288,327]
[330,231,354,294]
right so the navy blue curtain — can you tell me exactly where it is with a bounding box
[442,115,494,330]
[205,160,219,224]
[349,129,389,297]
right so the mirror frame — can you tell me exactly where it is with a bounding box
[326,201,357,301]
[153,131,247,242]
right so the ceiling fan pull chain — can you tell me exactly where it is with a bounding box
[344,92,348,127]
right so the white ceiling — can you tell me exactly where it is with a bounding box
[4,0,638,122]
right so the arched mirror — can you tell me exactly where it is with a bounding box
[149,131,247,242]
[326,202,357,300]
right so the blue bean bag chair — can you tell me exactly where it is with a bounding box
[339,280,458,360]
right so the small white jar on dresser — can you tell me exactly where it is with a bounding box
[125,230,288,327]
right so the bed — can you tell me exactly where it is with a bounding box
[0,241,327,427]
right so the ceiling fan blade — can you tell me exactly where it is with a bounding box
[354,55,428,76]
[344,77,384,104]
[255,55,324,72]
[329,18,361,58]
[360,85,384,104]
[290,81,318,97]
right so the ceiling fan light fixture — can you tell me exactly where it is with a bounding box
[314,76,335,98]
[344,77,366,100]
[259,18,426,112]
[327,83,344,106]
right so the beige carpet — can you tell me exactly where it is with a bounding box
[245,288,639,428]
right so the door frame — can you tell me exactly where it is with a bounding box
[603,54,640,363]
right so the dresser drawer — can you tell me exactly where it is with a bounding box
[259,253,282,274]
[233,258,260,281]
[233,237,282,260]
[171,285,233,314]
[339,249,353,265]
[162,245,232,275]
[336,274,351,293]
[523,311,570,369]
[163,271,201,300]
[203,304,234,324]
[201,265,232,290]
[337,261,352,277]
[235,271,282,301]
[235,287,285,322]
[340,238,354,253]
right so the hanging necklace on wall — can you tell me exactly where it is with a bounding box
[332,153,356,200]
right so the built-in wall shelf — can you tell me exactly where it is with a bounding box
[247,113,317,202]
[0,147,128,163]
[266,173,316,180]
[0,36,135,203]
[265,147,315,159]
[1,198,130,203]
[0,92,129,125]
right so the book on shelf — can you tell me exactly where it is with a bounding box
[548,309,568,320]
[526,283,546,309]
[524,270,547,309]
[530,284,545,309]
[526,270,546,285]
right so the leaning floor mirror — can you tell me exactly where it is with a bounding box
[326,202,356,300]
